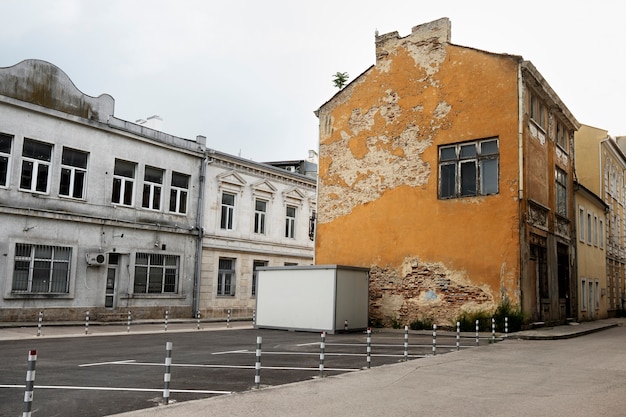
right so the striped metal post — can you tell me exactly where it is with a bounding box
[227,309,231,328]
[22,349,37,417]
[196,311,201,330]
[505,317,509,338]
[84,311,90,335]
[491,317,496,343]
[164,310,169,332]
[456,321,460,351]
[127,311,131,333]
[403,325,409,361]
[255,336,262,388]
[475,320,480,346]
[432,324,437,356]
[366,327,372,369]
[344,319,349,332]
[36,312,43,337]
[319,332,326,378]
[253,309,256,324]
[163,342,173,405]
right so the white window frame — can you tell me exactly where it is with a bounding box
[20,138,52,194]
[600,219,604,249]
[578,206,585,242]
[169,172,189,214]
[555,168,568,217]
[133,253,179,294]
[581,278,587,311]
[12,243,71,293]
[142,166,164,211]
[593,214,599,247]
[112,159,136,206]
[254,199,267,235]
[285,205,296,238]
[59,147,88,199]
[587,211,592,245]
[252,260,268,296]
[220,192,236,230]
[0,132,12,188]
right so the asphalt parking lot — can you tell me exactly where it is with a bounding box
[0,323,479,416]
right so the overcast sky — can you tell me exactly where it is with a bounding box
[2,0,624,162]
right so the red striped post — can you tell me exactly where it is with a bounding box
[23,349,37,417]
[163,342,173,405]
[254,336,262,388]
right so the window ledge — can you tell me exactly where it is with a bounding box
[121,293,186,300]
[6,293,73,299]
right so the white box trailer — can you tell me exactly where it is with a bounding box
[255,265,369,333]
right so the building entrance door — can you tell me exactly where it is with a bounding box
[105,253,119,308]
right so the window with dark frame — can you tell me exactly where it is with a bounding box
[530,91,546,130]
[438,138,499,199]
[217,258,235,296]
[252,260,268,296]
[20,138,52,193]
[59,147,88,199]
[555,167,568,217]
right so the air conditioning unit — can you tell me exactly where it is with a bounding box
[86,253,106,266]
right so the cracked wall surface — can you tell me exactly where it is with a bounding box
[316,19,523,325]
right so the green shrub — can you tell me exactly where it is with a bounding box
[456,299,525,333]
[409,317,434,330]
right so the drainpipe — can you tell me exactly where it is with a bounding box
[192,140,208,315]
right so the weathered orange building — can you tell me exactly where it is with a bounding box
[315,18,580,326]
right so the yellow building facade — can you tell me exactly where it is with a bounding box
[315,18,579,326]
[575,125,626,316]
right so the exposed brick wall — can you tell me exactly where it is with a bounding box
[369,258,494,327]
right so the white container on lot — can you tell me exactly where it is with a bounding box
[255,265,369,333]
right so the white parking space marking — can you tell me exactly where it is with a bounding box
[0,384,231,394]
[79,359,136,367]
[211,349,248,355]
[74,361,361,372]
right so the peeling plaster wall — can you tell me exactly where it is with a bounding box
[316,19,522,326]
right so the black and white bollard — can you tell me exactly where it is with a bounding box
[227,309,231,328]
[319,332,326,378]
[505,317,509,338]
[432,324,437,356]
[84,311,90,335]
[127,311,131,333]
[366,328,372,369]
[403,325,409,361]
[163,342,172,405]
[23,349,37,417]
[253,309,256,324]
[196,311,201,330]
[344,319,349,332]
[456,321,460,351]
[255,336,262,388]
[475,320,480,346]
[36,312,43,337]
[164,310,169,332]
[491,317,496,343]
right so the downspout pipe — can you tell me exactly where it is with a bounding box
[192,147,208,315]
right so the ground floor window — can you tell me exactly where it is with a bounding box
[218,258,236,296]
[252,260,268,296]
[12,243,71,293]
[133,253,179,293]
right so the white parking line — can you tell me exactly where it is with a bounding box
[79,359,136,367]
[76,361,361,372]
[211,349,248,355]
[0,384,231,394]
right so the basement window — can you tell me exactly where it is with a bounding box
[438,138,499,199]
